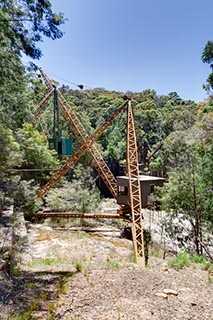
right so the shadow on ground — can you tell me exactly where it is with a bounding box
[0,269,76,319]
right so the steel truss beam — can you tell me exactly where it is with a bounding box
[25,211,127,221]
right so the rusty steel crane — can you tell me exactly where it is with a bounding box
[32,70,145,266]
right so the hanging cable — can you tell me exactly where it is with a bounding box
[22,61,87,89]
[44,71,91,90]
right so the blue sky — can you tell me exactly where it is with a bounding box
[35,0,213,102]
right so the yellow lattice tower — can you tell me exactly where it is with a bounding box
[126,100,145,266]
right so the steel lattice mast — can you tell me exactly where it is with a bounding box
[126,100,145,266]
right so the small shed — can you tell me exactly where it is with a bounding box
[117,175,165,208]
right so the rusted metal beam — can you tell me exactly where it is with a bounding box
[25,212,128,221]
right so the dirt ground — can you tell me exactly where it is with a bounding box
[0,216,213,320]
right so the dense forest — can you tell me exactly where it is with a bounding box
[0,0,212,256]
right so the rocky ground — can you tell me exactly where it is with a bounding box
[0,204,212,320]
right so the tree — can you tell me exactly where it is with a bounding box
[16,122,59,172]
[0,0,65,131]
[0,0,64,59]
[0,123,60,208]
[0,22,34,129]
[201,40,213,92]
[160,118,213,255]
[0,127,23,172]
[0,126,23,209]
[0,1,66,209]
[44,164,101,213]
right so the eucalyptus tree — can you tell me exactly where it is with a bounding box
[0,0,65,128]
[160,113,213,255]
[0,0,65,207]
[0,0,64,59]
[202,40,213,94]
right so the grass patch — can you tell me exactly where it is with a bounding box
[9,312,36,320]
[208,271,213,283]
[202,261,213,271]
[168,251,191,269]
[168,250,213,270]
[57,276,69,295]
[75,230,90,239]
[29,257,69,267]
[29,300,41,311]
[47,302,55,313]
[25,281,36,289]
[75,261,83,272]
[190,254,205,264]
[39,290,47,300]
[74,257,87,272]
[56,271,74,296]
[10,263,22,277]
[47,302,55,320]
[43,258,59,266]
[106,258,120,270]
[9,299,40,320]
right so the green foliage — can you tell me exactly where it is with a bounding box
[202,40,213,92]
[190,254,205,264]
[43,165,101,213]
[57,276,69,294]
[0,1,66,209]
[10,263,22,277]
[71,164,101,213]
[75,261,84,272]
[29,257,65,267]
[0,1,64,59]
[159,109,213,253]
[0,123,59,207]
[202,41,213,64]
[14,179,38,207]
[75,230,90,238]
[16,122,59,171]
[0,127,23,170]
[9,313,36,320]
[168,250,191,269]
[0,41,33,129]
[0,127,37,206]
[168,250,213,270]
[47,302,55,314]
[106,258,120,270]
[208,271,213,283]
